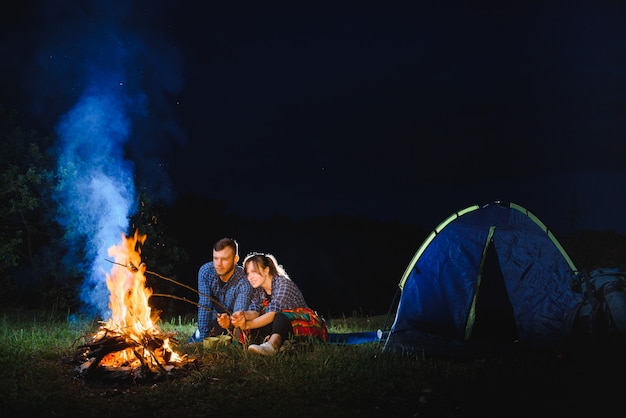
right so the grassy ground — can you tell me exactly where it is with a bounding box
[0,308,620,417]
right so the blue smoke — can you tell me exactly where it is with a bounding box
[26,0,185,318]
[55,85,137,318]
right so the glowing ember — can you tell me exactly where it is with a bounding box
[74,230,189,382]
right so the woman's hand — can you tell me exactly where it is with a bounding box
[230,311,246,329]
[216,313,231,329]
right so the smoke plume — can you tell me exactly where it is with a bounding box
[22,0,183,317]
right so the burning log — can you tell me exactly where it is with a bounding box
[74,325,190,383]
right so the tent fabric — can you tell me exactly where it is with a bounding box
[383,201,582,357]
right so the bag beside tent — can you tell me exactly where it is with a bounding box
[383,201,582,357]
[562,267,626,355]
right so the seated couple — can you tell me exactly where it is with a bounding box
[192,238,327,355]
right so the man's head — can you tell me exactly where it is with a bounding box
[212,238,240,281]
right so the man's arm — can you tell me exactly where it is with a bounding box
[197,263,215,338]
[231,279,252,313]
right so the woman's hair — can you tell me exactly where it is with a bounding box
[243,252,290,279]
[213,237,239,256]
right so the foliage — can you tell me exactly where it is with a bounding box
[0,108,51,269]
[0,106,65,304]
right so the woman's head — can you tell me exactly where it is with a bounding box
[243,252,289,288]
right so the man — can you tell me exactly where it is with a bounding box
[189,237,252,342]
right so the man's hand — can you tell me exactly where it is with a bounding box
[216,313,231,329]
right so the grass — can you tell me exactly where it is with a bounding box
[0,308,620,417]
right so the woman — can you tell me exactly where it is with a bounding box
[217,252,328,355]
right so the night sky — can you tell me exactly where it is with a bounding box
[2,0,626,236]
[166,1,626,234]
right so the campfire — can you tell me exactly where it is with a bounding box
[74,230,192,383]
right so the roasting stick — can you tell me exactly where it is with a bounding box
[104,258,232,316]
[139,266,245,343]
[150,293,220,316]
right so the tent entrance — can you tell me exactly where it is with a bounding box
[468,241,518,343]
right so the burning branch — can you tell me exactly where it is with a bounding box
[75,321,188,382]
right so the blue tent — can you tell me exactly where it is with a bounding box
[383,201,582,357]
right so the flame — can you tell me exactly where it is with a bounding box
[91,230,184,369]
[105,231,153,336]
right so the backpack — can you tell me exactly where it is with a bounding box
[564,267,626,351]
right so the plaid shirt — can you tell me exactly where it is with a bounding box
[249,275,309,313]
[198,262,251,339]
